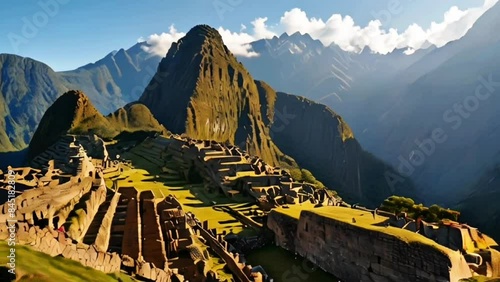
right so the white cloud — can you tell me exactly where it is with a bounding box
[216,17,277,57]
[277,0,498,54]
[139,25,186,56]
[140,0,498,57]
[216,27,259,57]
[251,17,277,39]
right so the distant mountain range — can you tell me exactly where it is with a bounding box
[0,54,68,151]
[0,43,162,153]
[58,42,162,114]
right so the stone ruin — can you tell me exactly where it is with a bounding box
[381,210,500,277]
[3,133,499,281]
[175,134,500,280]
[0,135,124,274]
[347,206,500,277]
[160,135,341,211]
[0,134,270,281]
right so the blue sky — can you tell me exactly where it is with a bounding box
[0,0,487,71]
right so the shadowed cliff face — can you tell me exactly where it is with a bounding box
[140,25,285,165]
[29,90,166,158]
[140,24,416,205]
[258,85,415,204]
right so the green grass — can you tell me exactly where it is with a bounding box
[119,142,256,237]
[0,241,135,282]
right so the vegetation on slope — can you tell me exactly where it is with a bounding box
[379,195,460,222]
[289,168,326,189]
[0,241,134,282]
[0,54,68,152]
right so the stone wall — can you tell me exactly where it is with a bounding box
[195,221,253,282]
[67,177,108,241]
[121,187,141,261]
[140,190,168,269]
[135,261,171,282]
[268,210,472,282]
[0,222,121,273]
[267,211,298,252]
[94,190,121,252]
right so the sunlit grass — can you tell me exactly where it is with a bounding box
[119,143,257,237]
[0,241,135,282]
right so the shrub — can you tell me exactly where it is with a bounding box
[379,195,459,222]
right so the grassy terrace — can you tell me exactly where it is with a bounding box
[275,205,455,256]
[117,141,258,236]
[110,140,265,280]
[0,242,134,282]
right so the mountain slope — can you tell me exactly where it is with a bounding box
[400,1,500,84]
[0,54,68,152]
[59,42,162,114]
[140,25,416,205]
[140,25,289,166]
[261,86,415,204]
[360,1,500,202]
[455,165,500,242]
[1,44,162,154]
[28,90,166,158]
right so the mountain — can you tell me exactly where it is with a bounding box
[263,88,415,203]
[139,25,293,167]
[239,32,434,119]
[58,42,162,114]
[28,90,166,158]
[140,25,416,205]
[359,1,500,202]
[0,54,68,152]
[399,2,500,84]
[0,43,162,155]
